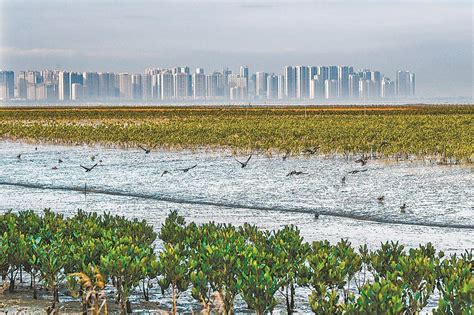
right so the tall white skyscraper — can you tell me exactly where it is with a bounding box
[58,71,70,101]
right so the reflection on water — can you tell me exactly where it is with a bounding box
[0,141,472,313]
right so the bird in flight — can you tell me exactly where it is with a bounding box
[286,170,307,176]
[355,156,368,166]
[234,155,252,168]
[348,169,367,174]
[138,145,151,154]
[17,154,22,160]
[377,196,385,203]
[161,170,171,177]
[80,163,98,172]
[400,203,407,213]
[58,159,63,164]
[52,166,58,170]
[176,164,197,173]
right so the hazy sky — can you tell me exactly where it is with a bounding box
[0,0,472,98]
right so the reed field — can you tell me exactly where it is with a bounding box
[0,105,472,162]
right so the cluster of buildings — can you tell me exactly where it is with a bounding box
[0,66,415,102]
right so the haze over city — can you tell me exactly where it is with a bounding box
[0,0,472,99]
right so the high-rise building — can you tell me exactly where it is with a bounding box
[118,73,133,99]
[132,74,143,99]
[324,79,338,99]
[277,75,285,100]
[192,72,206,99]
[255,72,268,98]
[284,66,296,99]
[310,75,324,99]
[17,71,28,99]
[228,74,247,99]
[206,72,223,99]
[99,73,116,99]
[71,83,83,100]
[359,79,377,99]
[83,72,100,100]
[266,74,278,99]
[35,83,47,100]
[0,70,15,100]
[296,66,310,99]
[381,77,395,98]
[141,74,152,100]
[160,72,174,100]
[348,74,360,99]
[222,68,232,98]
[370,71,382,98]
[71,72,84,85]
[58,71,70,101]
[309,66,318,80]
[396,71,415,97]
[329,66,338,80]
[151,74,161,100]
[240,66,249,83]
[318,66,329,82]
[337,66,350,98]
[174,72,191,99]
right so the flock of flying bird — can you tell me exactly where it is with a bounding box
[14,144,409,215]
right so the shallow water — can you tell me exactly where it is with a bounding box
[0,140,473,313]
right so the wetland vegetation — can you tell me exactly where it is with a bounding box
[0,105,472,162]
[1,210,473,314]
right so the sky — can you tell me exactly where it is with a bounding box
[0,0,472,98]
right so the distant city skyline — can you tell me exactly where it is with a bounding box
[0,0,472,98]
[0,65,415,102]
